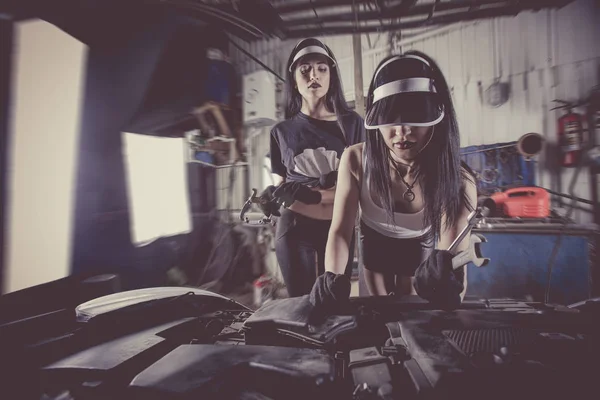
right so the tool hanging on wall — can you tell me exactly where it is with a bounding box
[551,99,585,168]
[485,19,510,108]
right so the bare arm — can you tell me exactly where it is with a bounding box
[436,175,478,299]
[324,146,361,274]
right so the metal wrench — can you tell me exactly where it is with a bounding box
[451,233,489,270]
[239,189,259,222]
[239,188,276,225]
[447,205,491,254]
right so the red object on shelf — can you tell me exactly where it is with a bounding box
[490,187,550,218]
[557,111,584,167]
[552,100,584,168]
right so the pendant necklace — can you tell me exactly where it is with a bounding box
[392,161,418,203]
[399,175,417,202]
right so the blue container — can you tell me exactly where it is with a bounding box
[205,60,235,105]
[194,151,214,164]
[466,231,592,305]
[461,141,536,195]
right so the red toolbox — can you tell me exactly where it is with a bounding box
[490,187,550,218]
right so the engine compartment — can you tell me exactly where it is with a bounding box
[2,287,599,400]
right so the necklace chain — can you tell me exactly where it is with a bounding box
[391,160,418,202]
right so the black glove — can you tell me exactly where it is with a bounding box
[413,250,465,311]
[309,271,351,314]
[257,185,281,217]
[319,170,338,190]
[273,181,322,208]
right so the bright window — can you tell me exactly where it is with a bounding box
[4,20,86,294]
[122,132,192,246]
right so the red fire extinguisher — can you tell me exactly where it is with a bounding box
[551,99,584,167]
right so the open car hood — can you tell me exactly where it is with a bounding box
[2,288,599,400]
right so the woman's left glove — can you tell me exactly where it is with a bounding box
[413,250,465,311]
[273,181,322,207]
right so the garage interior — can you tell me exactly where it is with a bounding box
[0,1,599,398]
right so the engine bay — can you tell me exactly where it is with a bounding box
[2,287,599,400]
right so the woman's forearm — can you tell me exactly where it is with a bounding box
[324,230,352,275]
[322,145,361,275]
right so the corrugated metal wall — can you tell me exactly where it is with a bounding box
[229,33,390,102]
[227,0,600,222]
[227,32,390,209]
[215,164,247,211]
[400,0,600,223]
[245,125,273,196]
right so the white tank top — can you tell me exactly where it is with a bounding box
[359,144,431,239]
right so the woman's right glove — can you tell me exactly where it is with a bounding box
[257,185,281,217]
[273,181,322,207]
[309,271,351,315]
[413,250,465,311]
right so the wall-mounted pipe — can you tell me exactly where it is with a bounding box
[284,5,529,37]
[164,0,265,39]
[280,0,427,25]
[275,0,371,14]
[285,3,504,28]
[280,0,570,27]
[396,20,480,47]
[276,0,526,17]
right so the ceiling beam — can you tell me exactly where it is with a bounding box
[274,0,369,14]
[283,0,507,26]
[284,4,524,37]
[281,0,573,27]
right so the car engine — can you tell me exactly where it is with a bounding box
[2,287,599,400]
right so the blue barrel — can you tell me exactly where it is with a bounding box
[466,230,592,305]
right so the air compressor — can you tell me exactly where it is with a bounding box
[551,99,585,167]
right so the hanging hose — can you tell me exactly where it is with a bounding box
[544,147,592,304]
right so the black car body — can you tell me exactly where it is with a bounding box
[2,286,599,400]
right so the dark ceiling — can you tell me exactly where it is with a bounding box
[1,0,577,43]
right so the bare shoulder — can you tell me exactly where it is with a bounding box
[345,142,363,160]
[343,143,364,178]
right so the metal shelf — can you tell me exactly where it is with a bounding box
[189,159,248,169]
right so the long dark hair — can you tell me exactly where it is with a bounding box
[284,40,352,140]
[365,51,475,240]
